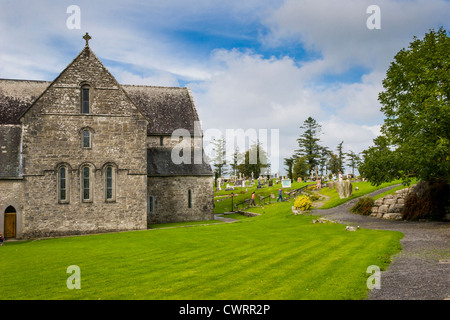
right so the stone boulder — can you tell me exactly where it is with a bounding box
[337,180,353,199]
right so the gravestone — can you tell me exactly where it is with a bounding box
[217,178,221,191]
[337,180,352,199]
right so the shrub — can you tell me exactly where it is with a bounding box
[402,179,450,221]
[294,195,312,211]
[350,197,374,216]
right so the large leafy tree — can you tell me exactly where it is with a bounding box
[292,156,309,181]
[360,27,450,185]
[238,141,270,178]
[296,117,322,176]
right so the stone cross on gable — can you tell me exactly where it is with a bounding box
[83,33,91,46]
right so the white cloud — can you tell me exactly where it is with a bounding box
[1,0,448,176]
[264,0,450,73]
[189,48,387,172]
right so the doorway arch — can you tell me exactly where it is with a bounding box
[4,206,17,239]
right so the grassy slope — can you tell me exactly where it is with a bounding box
[371,179,417,201]
[318,180,403,209]
[0,198,402,300]
[213,181,312,214]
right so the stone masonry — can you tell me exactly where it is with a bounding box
[370,185,416,220]
[0,35,214,239]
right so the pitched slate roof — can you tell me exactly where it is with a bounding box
[0,79,211,178]
[0,125,22,178]
[122,85,201,136]
[147,148,212,177]
[0,79,51,125]
[0,79,201,136]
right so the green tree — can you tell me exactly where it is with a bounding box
[346,150,361,175]
[336,141,345,173]
[292,156,309,181]
[296,117,322,176]
[284,156,295,180]
[230,147,243,178]
[327,152,340,175]
[360,27,450,185]
[318,146,331,176]
[238,141,270,178]
[211,137,228,177]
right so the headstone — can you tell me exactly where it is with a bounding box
[217,178,221,191]
[337,180,352,199]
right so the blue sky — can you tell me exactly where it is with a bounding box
[1,0,449,176]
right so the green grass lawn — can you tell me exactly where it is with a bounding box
[371,179,417,201]
[318,180,403,209]
[213,181,313,214]
[0,197,403,300]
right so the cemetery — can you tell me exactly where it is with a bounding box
[0,12,447,302]
[0,176,405,300]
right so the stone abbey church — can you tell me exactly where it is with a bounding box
[0,35,214,239]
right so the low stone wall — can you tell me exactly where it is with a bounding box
[370,185,416,220]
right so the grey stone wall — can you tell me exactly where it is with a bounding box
[19,47,148,238]
[0,179,24,238]
[370,185,416,220]
[147,176,214,224]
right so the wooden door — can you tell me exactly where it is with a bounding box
[4,212,16,238]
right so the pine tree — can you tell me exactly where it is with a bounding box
[296,117,322,176]
[336,141,345,173]
[211,137,228,177]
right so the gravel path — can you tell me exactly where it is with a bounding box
[311,185,450,300]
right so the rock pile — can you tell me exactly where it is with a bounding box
[370,185,416,220]
[312,217,336,224]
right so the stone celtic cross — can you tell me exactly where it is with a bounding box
[83,32,91,46]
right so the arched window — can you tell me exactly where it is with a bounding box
[81,85,90,114]
[82,130,91,148]
[82,166,92,202]
[80,127,94,149]
[57,165,70,204]
[105,165,116,202]
[188,189,192,209]
[60,167,67,201]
